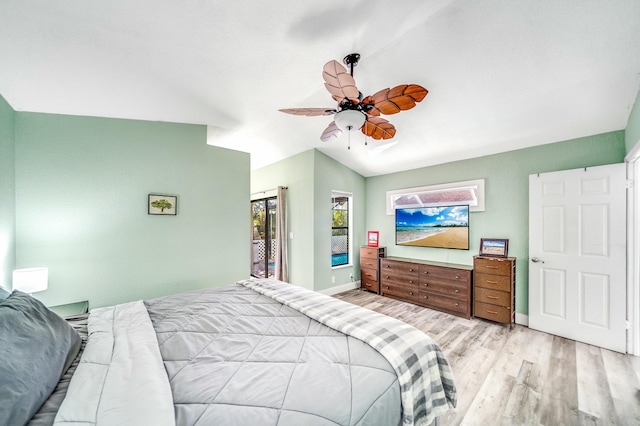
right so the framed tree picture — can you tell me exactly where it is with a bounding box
[148,194,177,215]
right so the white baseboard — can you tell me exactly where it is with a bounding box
[515,313,529,326]
[320,280,360,296]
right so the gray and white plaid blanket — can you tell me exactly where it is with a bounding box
[238,278,457,426]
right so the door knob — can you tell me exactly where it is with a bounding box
[531,257,545,263]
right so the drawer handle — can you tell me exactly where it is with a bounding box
[487,280,498,284]
[409,268,414,272]
[423,271,429,274]
[455,275,460,279]
[409,292,414,295]
[486,310,498,314]
[385,286,389,290]
[487,295,498,299]
[385,265,390,268]
[423,295,428,299]
[454,289,459,293]
[455,303,459,306]
[424,283,429,287]
[485,266,499,269]
[385,275,390,279]
[409,280,414,284]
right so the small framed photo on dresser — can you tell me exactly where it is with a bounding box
[479,238,509,257]
[367,231,379,247]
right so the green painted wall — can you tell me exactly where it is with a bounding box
[0,95,16,289]
[14,112,250,308]
[251,150,315,289]
[4,89,632,316]
[313,150,366,292]
[366,131,626,316]
[627,88,640,154]
[251,149,366,291]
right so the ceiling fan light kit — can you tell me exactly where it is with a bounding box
[333,109,366,132]
[279,53,428,149]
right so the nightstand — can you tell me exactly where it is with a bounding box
[49,301,89,318]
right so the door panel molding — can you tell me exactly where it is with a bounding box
[541,268,566,319]
[579,272,609,328]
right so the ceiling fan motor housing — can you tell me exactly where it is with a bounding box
[338,95,371,113]
[343,53,360,68]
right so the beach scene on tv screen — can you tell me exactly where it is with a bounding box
[396,206,469,249]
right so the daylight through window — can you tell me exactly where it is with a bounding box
[386,179,485,214]
[331,191,352,267]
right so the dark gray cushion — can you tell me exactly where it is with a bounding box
[0,291,82,426]
[0,286,9,300]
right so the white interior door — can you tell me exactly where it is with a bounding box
[529,164,627,353]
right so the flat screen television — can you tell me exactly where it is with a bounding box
[395,205,469,250]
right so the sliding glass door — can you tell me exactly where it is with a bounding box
[251,197,277,278]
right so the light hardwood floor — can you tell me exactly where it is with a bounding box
[334,289,640,426]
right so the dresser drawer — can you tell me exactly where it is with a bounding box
[360,246,384,259]
[474,272,511,292]
[420,265,470,285]
[474,301,512,323]
[419,291,468,316]
[474,257,513,276]
[360,257,379,269]
[420,280,469,300]
[380,269,419,287]
[474,287,510,307]
[361,277,379,292]
[381,259,419,275]
[360,268,378,282]
[381,282,420,303]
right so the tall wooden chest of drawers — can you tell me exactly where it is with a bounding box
[379,257,473,319]
[473,256,516,327]
[360,246,386,293]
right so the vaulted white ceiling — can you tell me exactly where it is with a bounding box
[1,1,639,176]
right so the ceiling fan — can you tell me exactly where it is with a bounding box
[279,53,428,147]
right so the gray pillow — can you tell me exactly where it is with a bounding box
[0,291,82,426]
[0,286,9,300]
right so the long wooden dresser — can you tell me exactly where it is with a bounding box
[360,246,386,293]
[473,256,516,327]
[379,257,473,319]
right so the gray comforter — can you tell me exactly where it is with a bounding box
[51,279,456,426]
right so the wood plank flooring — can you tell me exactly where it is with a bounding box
[333,289,640,426]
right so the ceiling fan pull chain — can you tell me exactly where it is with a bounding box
[347,126,352,149]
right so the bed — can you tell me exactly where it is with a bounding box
[0,278,456,426]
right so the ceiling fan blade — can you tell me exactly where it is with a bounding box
[362,116,396,140]
[320,121,343,142]
[364,84,428,116]
[322,60,360,103]
[279,108,336,116]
